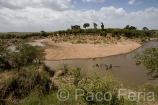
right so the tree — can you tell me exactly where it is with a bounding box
[41,30,47,37]
[66,29,71,35]
[71,25,80,29]
[134,47,158,79]
[124,25,130,29]
[75,25,80,29]
[9,44,45,70]
[93,22,97,29]
[83,23,90,28]
[124,25,137,30]
[129,26,137,30]
[142,27,149,31]
[101,22,104,31]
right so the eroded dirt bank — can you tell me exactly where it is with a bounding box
[35,38,141,60]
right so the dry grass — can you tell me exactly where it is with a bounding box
[49,34,141,44]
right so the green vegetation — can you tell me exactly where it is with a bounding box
[0,64,57,105]
[0,63,157,105]
[101,22,104,31]
[0,43,45,70]
[133,47,158,103]
[134,47,158,79]
[17,66,157,105]
[124,25,137,30]
[0,43,53,104]
[142,27,149,31]
[83,23,90,29]
[93,22,97,29]
[0,24,157,42]
[9,44,45,70]
[71,25,81,29]
[49,26,157,43]
[0,24,158,104]
[0,43,157,104]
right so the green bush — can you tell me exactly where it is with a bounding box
[134,47,158,79]
[8,44,45,69]
[1,43,46,70]
[0,65,57,105]
[100,31,107,36]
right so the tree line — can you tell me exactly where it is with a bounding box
[0,23,157,40]
[52,23,156,40]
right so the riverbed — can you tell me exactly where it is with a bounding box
[44,41,158,86]
[8,40,158,86]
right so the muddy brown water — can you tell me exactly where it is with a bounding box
[44,41,158,86]
[8,41,158,86]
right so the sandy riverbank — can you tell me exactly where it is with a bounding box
[35,38,141,60]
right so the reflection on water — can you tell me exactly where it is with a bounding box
[8,42,45,51]
[28,42,45,47]
[44,41,158,86]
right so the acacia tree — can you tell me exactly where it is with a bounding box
[71,25,80,29]
[101,22,104,31]
[142,27,149,31]
[93,22,97,29]
[83,23,90,28]
[134,47,158,79]
[124,25,137,30]
[129,26,137,30]
[124,25,130,29]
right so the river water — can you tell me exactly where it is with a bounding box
[8,42,45,51]
[8,41,158,86]
[44,41,158,86]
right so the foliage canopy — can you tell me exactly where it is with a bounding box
[134,47,158,79]
[0,43,45,70]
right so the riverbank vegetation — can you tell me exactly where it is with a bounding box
[134,47,158,79]
[0,23,158,104]
[0,24,158,46]
[0,43,45,70]
[0,44,157,104]
[1,63,157,105]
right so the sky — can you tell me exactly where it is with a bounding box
[0,0,158,32]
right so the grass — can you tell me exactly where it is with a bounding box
[51,34,142,45]
[0,64,57,105]
[0,64,158,105]
[134,83,158,100]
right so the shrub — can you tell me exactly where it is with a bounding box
[100,31,107,36]
[134,47,158,79]
[0,65,57,105]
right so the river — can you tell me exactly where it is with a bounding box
[44,41,158,86]
[8,40,158,86]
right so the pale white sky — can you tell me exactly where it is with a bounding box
[0,0,158,32]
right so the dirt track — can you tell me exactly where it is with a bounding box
[35,38,141,60]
